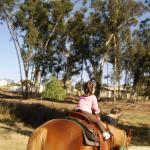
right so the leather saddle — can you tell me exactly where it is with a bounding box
[66,111,102,146]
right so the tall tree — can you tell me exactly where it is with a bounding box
[67,0,146,99]
[0,0,24,95]
[13,0,73,98]
[130,19,150,99]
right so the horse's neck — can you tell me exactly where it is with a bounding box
[102,122,128,148]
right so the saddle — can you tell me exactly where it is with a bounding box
[66,111,111,149]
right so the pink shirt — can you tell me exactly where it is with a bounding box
[76,95,100,114]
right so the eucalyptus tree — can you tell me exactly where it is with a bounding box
[0,0,25,95]
[67,0,146,99]
[129,19,150,99]
[13,0,73,98]
[0,0,15,20]
[94,0,146,101]
[67,3,110,96]
[13,0,43,98]
[67,10,90,84]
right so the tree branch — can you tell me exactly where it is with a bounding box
[44,16,61,50]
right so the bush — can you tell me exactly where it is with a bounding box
[42,76,66,101]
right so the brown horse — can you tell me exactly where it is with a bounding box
[27,119,131,150]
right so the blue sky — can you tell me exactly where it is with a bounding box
[0,22,23,82]
[0,1,149,84]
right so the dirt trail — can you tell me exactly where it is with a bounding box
[0,121,32,150]
[129,146,150,150]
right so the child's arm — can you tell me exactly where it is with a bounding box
[92,95,100,114]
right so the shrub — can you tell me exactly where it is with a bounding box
[42,76,66,101]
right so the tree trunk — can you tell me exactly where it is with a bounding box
[5,16,24,98]
[113,36,117,105]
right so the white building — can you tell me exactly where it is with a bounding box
[0,79,8,87]
[0,79,14,88]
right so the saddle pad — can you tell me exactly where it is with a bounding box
[66,117,100,146]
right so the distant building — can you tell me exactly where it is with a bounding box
[100,85,132,99]
[9,85,22,92]
[100,86,124,98]
[0,79,14,87]
[0,80,8,87]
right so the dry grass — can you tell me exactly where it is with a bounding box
[121,111,150,127]
[0,97,150,147]
[0,119,32,150]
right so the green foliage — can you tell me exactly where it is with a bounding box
[42,76,66,101]
[128,19,150,97]
[66,0,147,97]
[0,0,16,20]
[0,0,149,99]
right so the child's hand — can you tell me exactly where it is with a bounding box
[95,114,100,120]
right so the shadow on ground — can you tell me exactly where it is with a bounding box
[0,99,150,146]
[0,122,32,136]
[119,124,150,146]
[0,100,68,128]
